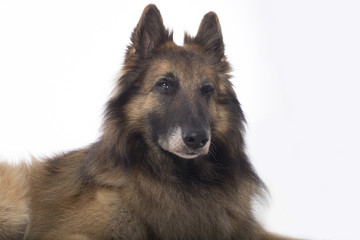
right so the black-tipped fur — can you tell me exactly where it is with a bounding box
[0,4,298,240]
[185,11,225,60]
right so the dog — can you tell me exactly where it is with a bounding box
[0,4,301,240]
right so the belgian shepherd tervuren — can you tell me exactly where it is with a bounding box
[0,4,302,240]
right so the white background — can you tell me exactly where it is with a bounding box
[1,1,359,239]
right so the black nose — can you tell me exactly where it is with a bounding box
[182,129,210,149]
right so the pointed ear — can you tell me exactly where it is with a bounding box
[130,4,171,59]
[188,12,225,60]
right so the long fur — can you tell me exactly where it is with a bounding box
[0,4,302,240]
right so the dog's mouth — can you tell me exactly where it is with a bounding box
[158,127,210,159]
[165,146,210,159]
[170,147,209,159]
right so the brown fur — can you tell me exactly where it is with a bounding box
[0,4,303,240]
[0,163,29,240]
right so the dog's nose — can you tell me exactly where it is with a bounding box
[182,129,210,149]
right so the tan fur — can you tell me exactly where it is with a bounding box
[0,163,29,240]
[0,4,303,240]
[0,160,302,240]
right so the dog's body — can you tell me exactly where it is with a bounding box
[0,5,298,240]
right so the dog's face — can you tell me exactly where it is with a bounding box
[142,48,215,159]
[107,5,239,160]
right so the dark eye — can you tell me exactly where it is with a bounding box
[158,81,169,90]
[201,84,214,95]
[154,74,178,94]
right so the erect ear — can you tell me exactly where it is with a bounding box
[130,4,171,59]
[186,12,225,60]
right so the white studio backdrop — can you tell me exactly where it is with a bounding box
[0,1,359,240]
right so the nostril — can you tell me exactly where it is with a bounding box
[184,136,195,143]
[200,138,209,146]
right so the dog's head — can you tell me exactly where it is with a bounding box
[105,5,244,162]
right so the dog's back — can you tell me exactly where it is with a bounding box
[0,162,29,240]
